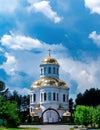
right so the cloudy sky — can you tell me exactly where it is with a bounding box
[0,0,100,99]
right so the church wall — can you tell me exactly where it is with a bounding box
[30,86,69,117]
[58,110,66,117]
[40,64,59,78]
[30,86,69,107]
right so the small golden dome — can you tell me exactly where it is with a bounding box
[31,77,68,89]
[35,104,42,110]
[30,112,39,117]
[41,56,59,65]
[63,111,71,117]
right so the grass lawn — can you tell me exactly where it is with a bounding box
[0,127,40,130]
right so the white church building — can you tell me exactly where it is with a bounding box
[30,51,70,123]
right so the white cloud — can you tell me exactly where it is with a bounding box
[10,87,30,95]
[0,32,67,90]
[84,0,100,15]
[89,31,100,47]
[0,0,19,14]
[1,32,100,96]
[1,32,43,50]
[59,57,100,93]
[19,87,30,95]
[0,32,67,52]
[27,0,40,4]
[28,0,62,23]
[0,32,67,78]
[0,47,4,52]
[0,53,17,75]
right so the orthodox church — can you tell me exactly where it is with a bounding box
[30,51,70,123]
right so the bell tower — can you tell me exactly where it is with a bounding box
[40,50,59,78]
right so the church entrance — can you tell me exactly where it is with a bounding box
[41,108,61,123]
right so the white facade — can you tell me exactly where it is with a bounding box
[30,54,69,123]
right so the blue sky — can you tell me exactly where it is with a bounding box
[0,0,100,99]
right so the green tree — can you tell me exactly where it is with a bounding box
[94,106,100,127]
[0,81,9,97]
[75,88,100,107]
[74,105,94,126]
[69,98,74,123]
[8,90,30,124]
[0,96,20,127]
[69,98,74,113]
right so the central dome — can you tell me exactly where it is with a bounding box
[31,77,68,89]
[41,56,59,65]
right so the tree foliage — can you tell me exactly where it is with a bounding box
[7,90,30,123]
[74,105,94,126]
[75,88,100,107]
[0,81,30,125]
[0,81,9,97]
[69,98,74,113]
[74,105,100,127]
[0,96,20,127]
[94,106,100,127]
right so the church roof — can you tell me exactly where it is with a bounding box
[31,77,68,89]
[41,56,59,65]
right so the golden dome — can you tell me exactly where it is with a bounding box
[31,77,68,89]
[63,111,71,117]
[41,56,59,65]
[30,112,39,117]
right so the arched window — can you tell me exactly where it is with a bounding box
[33,94,36,102]
[48,92,51,101]
[67,95,68,102]
[57,68,59,75]
[48,67,51,74]
[63,94,66,102]
[41,68,43,75]
[57,93,58,101]
[53,67,55,74]
[53,92,56,101]
[44,93,47,101]
[44,67,46,74]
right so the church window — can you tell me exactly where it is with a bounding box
[48,67,51,74]
[63,94,66,102]
[44,67,46,74]
[53,92,56,101]
[53,67,55,74]
[57,93,58,101]
[57,68,59,75]
[48,92,51,101]
[44,93,47,101]
[33,94,36,102]
[67,95,68,101]
[41,68,43,75]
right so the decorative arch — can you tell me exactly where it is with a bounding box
[41,108,61,123]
